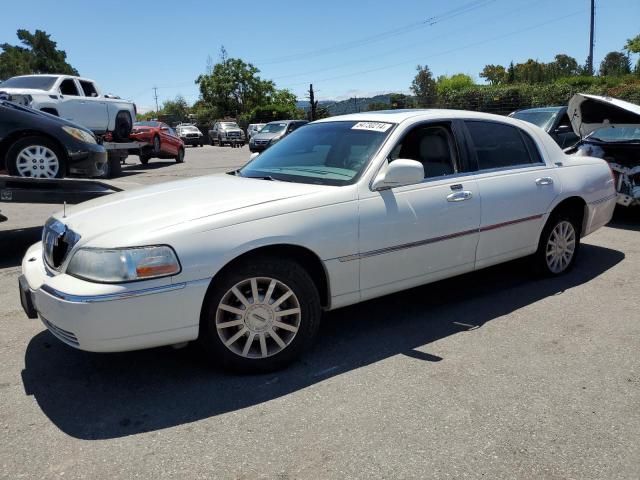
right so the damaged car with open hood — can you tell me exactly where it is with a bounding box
[566,93,640,208]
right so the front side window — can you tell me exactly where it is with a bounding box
[390,123,458,178]
[240,121,393,186]
[59,79,80,96]
[465,121,538,170]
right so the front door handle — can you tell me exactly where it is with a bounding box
[447,191,473,202]
[536,177,554,186]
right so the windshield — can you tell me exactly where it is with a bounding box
[239,121,393,186]
[222,122,239,129]
[135,121,161,127]
[587,126,640,143]
[512,110,558,130]
[260,122,287,134]
[0,75,58,90]
[181,126,199,132]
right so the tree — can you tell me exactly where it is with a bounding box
[599,51,631,76]
[389,93,414,109]
[480,64,506,85]
[513,59,547,83]
[506,61,516,84]
[549,54,579,79]
[410,65,437,107]
[0,29,78,80]
[367,102,390,111]
[161,95,190,121]
[625,34,640,74]
[436,73,474,95]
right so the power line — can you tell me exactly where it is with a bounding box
[280,9,586,90]
[253,0,496,66]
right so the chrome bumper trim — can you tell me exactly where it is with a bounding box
[40,282,187,304]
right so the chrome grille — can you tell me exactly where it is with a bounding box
[42,218,80,270]
[42,317,79,347]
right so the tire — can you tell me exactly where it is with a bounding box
[6,136,65,179]
[175,148,185,163]
[106,155,122,178]
[139,155,150,165]
[218,135,224,147]
[112,111,133,142]
[533,213,580,277]
[152,135,161,155]
[209,136,215,146]
[199,257,321,373]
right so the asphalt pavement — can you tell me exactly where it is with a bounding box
[1,145,639,479]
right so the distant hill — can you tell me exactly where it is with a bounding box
[297,94,415,116]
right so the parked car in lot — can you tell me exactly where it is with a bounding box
[19,110,615,372]
[208,121,245,146]
[247,123,266,140]
[0,75,136,141]
[509,106,579,148]
[249,119,308,153]
[175,123,204,147]
[129,121,185,164]
[0,100,107,178]
[565,93,640,208]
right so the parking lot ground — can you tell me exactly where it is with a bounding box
[1,146,639,479]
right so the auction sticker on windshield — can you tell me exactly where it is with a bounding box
[351,122,393,132]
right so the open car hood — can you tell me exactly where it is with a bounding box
[568,93,640,137]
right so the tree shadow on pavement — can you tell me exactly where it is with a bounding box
[21,244,624,440]
[0,226,41,268]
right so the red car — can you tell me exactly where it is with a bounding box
[130,121,185,164]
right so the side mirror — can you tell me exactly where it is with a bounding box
[555,124,573,135]
[372,159,424,191]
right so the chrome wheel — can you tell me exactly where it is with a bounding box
[546,220,576,274]
[16,145,60,178]
[216,277,301,359]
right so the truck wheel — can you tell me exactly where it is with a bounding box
[7,136,65,179]
[112,111,133,142]
[139,155,150,165]
[175,148,185,163]
[105,155,122,178]
[218,135,224,146]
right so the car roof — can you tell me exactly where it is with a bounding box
[9,74,95,82]
[313,109,522,124]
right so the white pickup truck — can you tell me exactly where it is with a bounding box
[0,74,136,141]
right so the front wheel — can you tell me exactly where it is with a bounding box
[218,135,224,146]
[533,214,580,276]
[6,136,65,178]
[175,148,185,163]
[199,257,321,372]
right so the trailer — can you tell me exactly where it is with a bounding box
[101,140,148,178]
[0,175,122,223]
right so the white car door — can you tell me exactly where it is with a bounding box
[75,79,108,133]
[357,121,481,300]
[55,78,84,123]
[462,120,561,269]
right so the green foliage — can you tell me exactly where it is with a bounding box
[0,29,78,80]
[599,51,631,77]
[480,64,506,85]
[410,65,437,107]
[389,93,414,109]
[161,95,190,121]
[436,73,474,95]
[625,34,640,54]
[366,102,390,111]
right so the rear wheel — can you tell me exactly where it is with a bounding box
[7,136,65,179]
[152,135,161,155]
[533,214,580,276]
[199,257,321,372]
[175,148,185,163]
[112,111,132,142]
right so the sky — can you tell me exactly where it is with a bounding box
[2,0,639,112]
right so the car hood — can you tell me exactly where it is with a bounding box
[568,93,640,137]
[0,87,49,95]
[252,132,281,141]
[57,174,328,247]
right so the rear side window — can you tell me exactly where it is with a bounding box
[465,121,539,170]
[59,79,80,96]
[79,81,98,97]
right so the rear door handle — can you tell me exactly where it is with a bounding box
[536,177,554,186]
[447,191,473,202]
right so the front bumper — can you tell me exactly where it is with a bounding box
[66,146,108,178]
[180,136,203,146]
[20,242,208,352]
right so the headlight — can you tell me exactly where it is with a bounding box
[269,136,281,145]
[67,245,181,283]
[62,126,97,144]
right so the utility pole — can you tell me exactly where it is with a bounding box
[308,84,318,121]
[587,0,595,75]
[153,86,159,116]
[353,96,358,113]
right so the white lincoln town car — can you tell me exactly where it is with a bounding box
[19,110,616,372]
